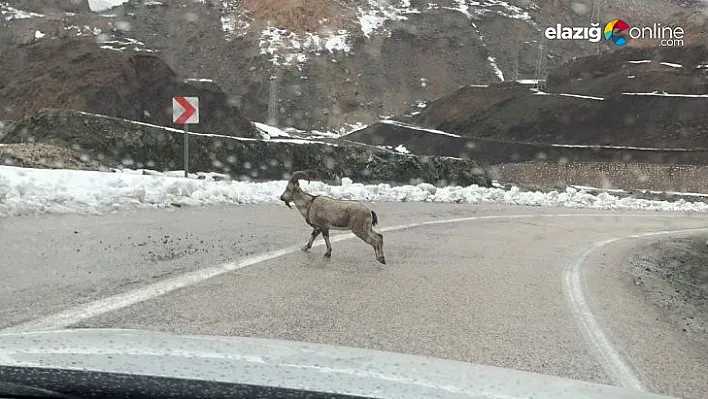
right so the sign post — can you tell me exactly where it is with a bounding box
[172,96,199,177]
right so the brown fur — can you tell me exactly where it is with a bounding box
[280,170,386,264]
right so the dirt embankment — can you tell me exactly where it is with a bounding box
[3,0,90,14]
[0,38,258,138]
[491,162,708,194]
[345,119,708,166]
[1,109,491,187]
[626,237,708,339]
[398,45,708,149]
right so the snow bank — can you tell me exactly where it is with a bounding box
[0,3,43,20]
[88,0,128,12]
[2,166,708,218]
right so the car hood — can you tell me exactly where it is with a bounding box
[0,328,677,399]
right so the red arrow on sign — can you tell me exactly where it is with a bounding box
[174,96,197,124]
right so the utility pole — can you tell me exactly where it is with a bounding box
[267,71,279,126]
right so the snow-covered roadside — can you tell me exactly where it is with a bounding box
[1,166,708,217]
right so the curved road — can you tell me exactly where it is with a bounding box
[1,203,707,398]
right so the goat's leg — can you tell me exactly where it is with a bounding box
[374,231,385,264]
[302,228,321,252]
[322,229,332,258]
[354,230,386,265]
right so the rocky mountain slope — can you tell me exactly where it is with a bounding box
[344,44,708,163]
[0,36,257,137]
[1,0,705,133]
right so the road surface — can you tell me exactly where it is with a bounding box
[1,203,707,398]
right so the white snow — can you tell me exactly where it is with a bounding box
[622,91,708,98]
[34,31,45,39]
[558,93,604,101]
[698,64,708,69]
[378,119,462,138]
[394,144,410,154]
[357,0,420,37]
[444,0,531,21]
[88,0,128,12]
[487,56,505,81]
[259,25,351,68]
[185,78,214,83]
[530,90,707,100]
[3,166,708,218]
[1,3,43,20]
[660,62,682,68]
[549,143,692,152]
[253,122,292,139]
[338,122,369,136]
[628,60,652,64]
[516,79,539,85]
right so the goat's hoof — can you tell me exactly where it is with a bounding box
[323,253,332,259]
[378,258,386,265]
[301,245,310,252]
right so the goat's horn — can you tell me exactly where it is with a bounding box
[303,169,318,180]
[288,171,310,185]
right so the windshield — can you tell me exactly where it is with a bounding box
[0,0,707,398]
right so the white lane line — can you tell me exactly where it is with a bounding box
[0,212,701,336]
[563,227,708,392]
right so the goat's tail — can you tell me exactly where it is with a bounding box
[371,210,378,226]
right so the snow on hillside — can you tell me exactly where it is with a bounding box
[442,0,534,21]
[216,0,536,72]
[2,165,708,218]
[88,0,128,12]
[0,2,43,20]
[259,24,351,68]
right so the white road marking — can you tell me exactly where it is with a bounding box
[563,227,708,391]
[2,210,706,391]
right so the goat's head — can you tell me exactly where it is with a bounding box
[280,170,316,208]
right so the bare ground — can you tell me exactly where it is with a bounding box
[625,237,708,340]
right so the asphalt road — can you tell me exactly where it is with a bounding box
[1,203,707,399]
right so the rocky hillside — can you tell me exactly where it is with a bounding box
[0,37,258,137]
[1,0,705,133]
[342,44,708,163]
[1,108,492,186]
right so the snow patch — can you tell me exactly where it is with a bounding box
[99,37,156,53]
[558,93,604,101]
[660,62,682,68]
[394,144,410,154]
[1,2,43,20]
[253,122,292,139]
[444,0,532,21]
[357,0,420,38]
[487,56,505,81]
[338,122,369,136]
[379,120,462,138]
[3,166,708,218]
[622,91,708,98]
[88,0,128,12]
[259,24,351,69]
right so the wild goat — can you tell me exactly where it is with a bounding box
[280,170,386,264]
